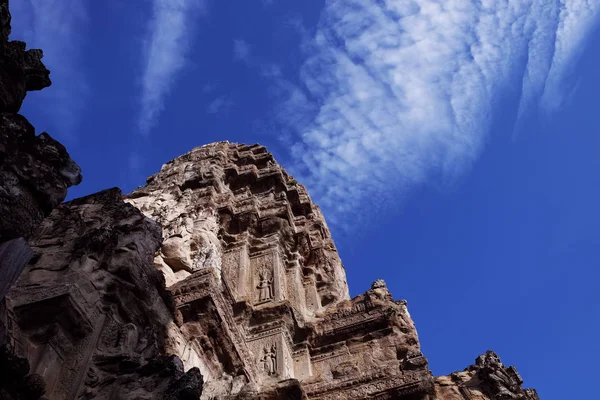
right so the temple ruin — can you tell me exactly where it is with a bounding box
[0,0,539,398]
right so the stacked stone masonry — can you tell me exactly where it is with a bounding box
[120,141,535,400]
[123,142,432,399]
[0,0,539,398]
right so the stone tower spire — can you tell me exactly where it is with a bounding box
[124,142,431,398]
[126,142,351,314]
[1,140,539,399]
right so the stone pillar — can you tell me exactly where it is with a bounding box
[222,244,250,302]
[293,345,312,381]
[303,276,321,314]
[285,259,308,316]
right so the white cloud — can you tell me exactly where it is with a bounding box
[128,150,144,175]
[267,0,600,225]
[202,83,216,94]
[233,39,251,63]
[206,95,233,115]
[539,1,600,113]
[9,0,89,140]
[138,0,208,135]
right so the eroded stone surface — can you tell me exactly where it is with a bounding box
[0,0,81,301]
[0,114,82,242]
[125,142,349,308]
[2,141,539,399]
[432,351,539,400]
[122,142,434,399]
[4,188,201,399]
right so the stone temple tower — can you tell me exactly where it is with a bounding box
[2,141,539,399]
[0,0,540,396]
[124,142,433,398]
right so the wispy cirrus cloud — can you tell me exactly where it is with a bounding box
[9,0,89,140]
[266,0,600,225]
[137,0,208,135]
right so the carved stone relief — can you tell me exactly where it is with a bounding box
[222,248,242,297]
[303,277,321,314]
[257,267,274,303]
[251,253,281,305]
[246,328,295,384]
[260,344,277,376]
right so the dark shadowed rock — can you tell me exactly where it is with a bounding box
[166,367,204,400]
[0,14,51,113]
[0,341,46,400]
[4,188,202,399]
[0,114,82,242]
[0,0,10,41]
[0,0,81,302]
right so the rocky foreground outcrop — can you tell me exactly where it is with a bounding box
[4,188,202,399]
[0,0,82,397]
[0,0,539,398]
[0,0,82,301]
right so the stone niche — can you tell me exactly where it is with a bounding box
[221,245,248,301]
[250,250,283,306]
[246,328,294,381]
[221,239,318,320]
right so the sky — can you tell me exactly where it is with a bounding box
[9,0,600,398]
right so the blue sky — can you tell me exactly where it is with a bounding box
[10,0,600,398]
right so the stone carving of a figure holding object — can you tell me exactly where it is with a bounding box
[257,268,273,302]
[261,344,277,376]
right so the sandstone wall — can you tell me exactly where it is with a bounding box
[123,143,434,399]
[1,140,538,399]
